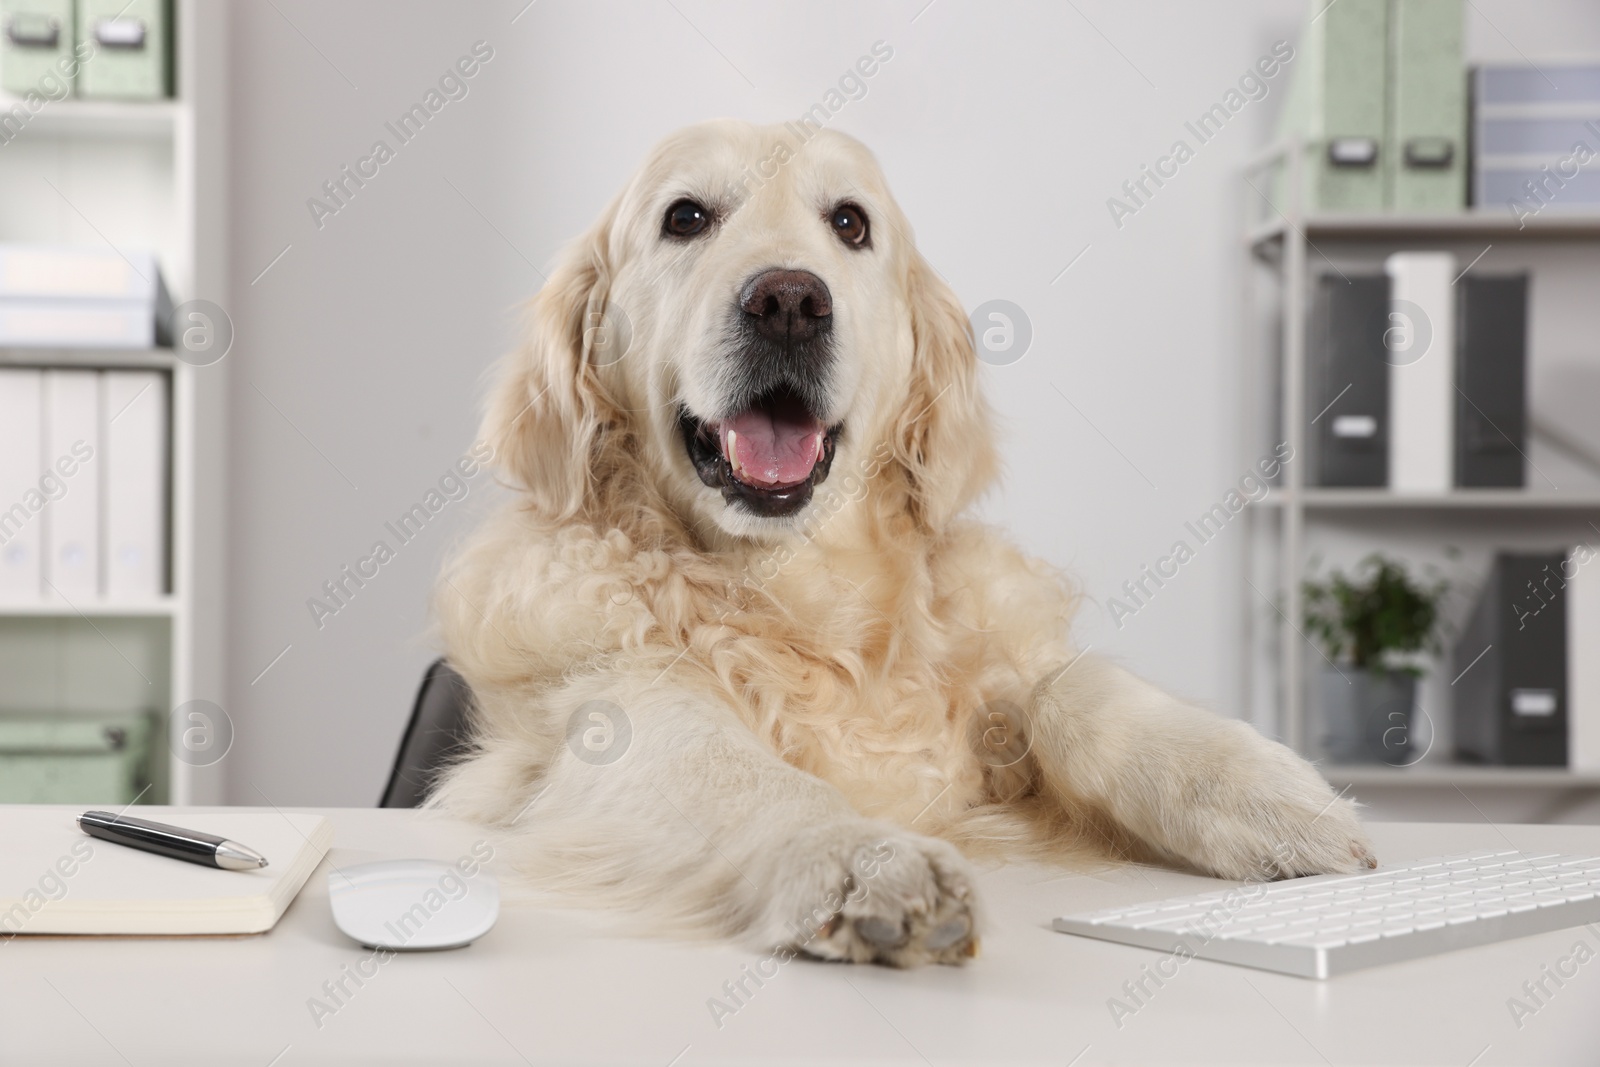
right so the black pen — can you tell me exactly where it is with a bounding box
[77,811,269,871]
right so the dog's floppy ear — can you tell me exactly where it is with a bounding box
[891,251,998,530]
[480,211,619,520]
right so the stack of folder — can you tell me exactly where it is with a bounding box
[0,243,173,349]
[1275,0,1468,214]
[1308,254,1528,490]
[0,366,170,602]
[1473,62,1600,212]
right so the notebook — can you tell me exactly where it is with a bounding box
[0,806,333,936]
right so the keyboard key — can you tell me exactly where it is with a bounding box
[1264,930,1318,945]
[1130,916,1203,931]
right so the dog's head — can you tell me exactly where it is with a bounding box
[484,119,995,541]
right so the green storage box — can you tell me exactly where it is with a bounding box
[75,0,170,100]
[0,709,155,804]
[1,0,74,97]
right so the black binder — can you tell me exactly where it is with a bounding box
[1453,551,1569,766]
[1455,274,1529,487]
[1310,275,1389,487]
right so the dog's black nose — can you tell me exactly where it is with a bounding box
[740,269,832,343]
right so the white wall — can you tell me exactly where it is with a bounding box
[224,0,1600,806]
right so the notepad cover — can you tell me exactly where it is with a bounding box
[0,806,332,935]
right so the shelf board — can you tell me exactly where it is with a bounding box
[0,95,180,139]
[1322,764,1600,789]
[1249,210,1600,250]
[0,347,177,369]
[0,598,177,618]
[1260,489,1600,511]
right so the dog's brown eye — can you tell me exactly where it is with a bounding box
[829,203,869,248]
[664,199,711,238]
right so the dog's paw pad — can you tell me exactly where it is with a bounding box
[855,917,908,948]
[757,822,981,968]
[924,915,971,951]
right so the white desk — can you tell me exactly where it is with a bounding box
[5,811,1599,1066]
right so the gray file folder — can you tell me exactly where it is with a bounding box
[1454,552,1569,767]
[1310,275,1389,486]
[1454,274,1528,488]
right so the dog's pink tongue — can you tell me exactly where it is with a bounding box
[721,408,825,488]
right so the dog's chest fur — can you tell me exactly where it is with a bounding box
[615,521,1071,824]
[450,511,1075,830]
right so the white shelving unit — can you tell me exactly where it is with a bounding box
[1322,765,1600,789]
[1262,490,1600,510]
[1241,140,1600,802]
[0,2,229,805]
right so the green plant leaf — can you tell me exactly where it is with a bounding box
[1301,554,1449,672]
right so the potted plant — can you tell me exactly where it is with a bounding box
[1302,554,1450,765]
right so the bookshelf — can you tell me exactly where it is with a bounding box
[1321,764,1600,789]
[1240,138,1600,799]
[1248,210,1600,248]
[0,599,178,618]
[0,3,229,805]
[1263,490,1600,511]
[0,95,182,137]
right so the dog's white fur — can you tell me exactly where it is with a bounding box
[430,120,1374,966]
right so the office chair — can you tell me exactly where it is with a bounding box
[380,658,474,808]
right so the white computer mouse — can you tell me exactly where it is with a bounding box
[328,859,499,951]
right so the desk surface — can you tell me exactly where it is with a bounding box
[4,810,1599,1066]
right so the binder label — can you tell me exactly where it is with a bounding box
[1331,414,1377,439]
[1511,689,1558,717]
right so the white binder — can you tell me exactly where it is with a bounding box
[0,369,44,600]
[42,369,101,600]
[102,371,169,599]
[1385,252,1456,493]
[1571,547,1600,771]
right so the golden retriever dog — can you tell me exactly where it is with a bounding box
[430,119,1375,967]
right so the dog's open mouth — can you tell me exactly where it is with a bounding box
[680,386,839,517]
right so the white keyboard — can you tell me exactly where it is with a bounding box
[1053,850,1600,978]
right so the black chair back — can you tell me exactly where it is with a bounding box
[380,658,474,808]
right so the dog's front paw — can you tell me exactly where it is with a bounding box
[748,821,980,968]
[1159,722,1377,881]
